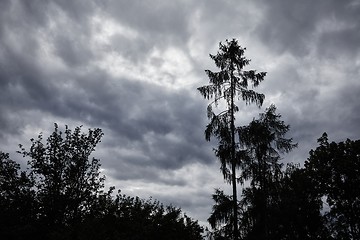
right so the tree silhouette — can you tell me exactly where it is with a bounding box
[208,189,235,239]
[305,133,360,239]
[236,105,296,239]
[207,106,296,239]
[18,124,105,235]
[198,39,266,240]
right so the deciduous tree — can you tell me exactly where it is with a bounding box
[18,124,105,230]
[305,133,360,239]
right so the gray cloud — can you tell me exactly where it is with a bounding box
[256,0,360,57]
[105,0,190,37]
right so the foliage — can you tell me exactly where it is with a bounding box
[237,104,297,186]
[207,189,235,239]
[237,105,296,239]
[207,132,360,240]
[272,165,330,239]
[0,151,37,238]
[18,124,105,229]
[207,106,297,239]
[305,133,360,239]
[49,191,203,240]
[198,38,266,182]
[0,124,204,240]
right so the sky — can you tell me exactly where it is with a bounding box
[1,0,360,226]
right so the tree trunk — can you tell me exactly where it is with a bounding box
[230,74,239,240]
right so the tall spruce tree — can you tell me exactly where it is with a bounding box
[198,39,266,240]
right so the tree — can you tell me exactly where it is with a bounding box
[305,133,360,239]
[237,105,296,239]
[207,105,297,239]
[237,104,296,186]
[18,124,105,233]
[198,39,266,240]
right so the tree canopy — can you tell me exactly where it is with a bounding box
[305,133,360,239]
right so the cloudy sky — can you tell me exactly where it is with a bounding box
[1,0,360,226]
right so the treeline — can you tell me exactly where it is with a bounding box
[0,125,203,240]
[1,124,358,240]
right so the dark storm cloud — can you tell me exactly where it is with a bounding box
[0,58,210,172]
[0,0,98,133]
[54,34,94,67]
[105,0,190,37]
[0,0,210,167]
[0,42,53,136]
[256,0,360,57]
[194,0,259,37]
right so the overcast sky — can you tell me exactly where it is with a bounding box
[1,0,360,226]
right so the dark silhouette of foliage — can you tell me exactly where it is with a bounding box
[207,106,297,239]
[237,104,297,186]
[0,151,38,239]
[198,38,266,240]
[18,124,105,231]
[208,166,330,240]
[208,189,235,239]
[208,132,360,240]
[0,124,204,240]
[238,105,296,239]
[48,191,203,240]
[305,133,360,239]
[272,164,331,239]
